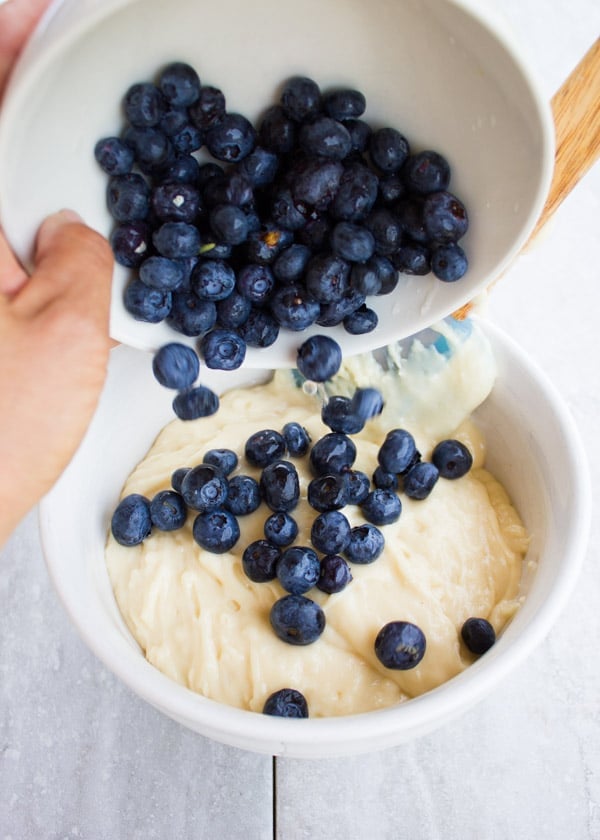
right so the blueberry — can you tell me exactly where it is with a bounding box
[258,105,297,154]
[372,466,398,491]
[431,243,468,282]
[237,308,280,348]
[201,328,246,370]
[197,161,225,189]
[307,473,349,512]
[216,290,252,329]
[192,509,240,553]
[260,460,300,512]
[152,342,199,389]
[172,385,219,420]
[205,113,256,162]
[245,429,287,468]
[245,226,292,265]
[149,490,187,531]
[153,222,201,259]
[296,213,333,250]
[343,118,372,153]
[157,62,201,108]
[364,208,402,256]
[331,164,379,222]
[111,221,151,268]
[402,150,451,195]
[269,186,307,231]
[263,688,309,718]
[316,288,366,327]
[422,191,468,243]
[350,387,384,422]
[168,291,217,337]
[188,86,226,130]
[310,432,356,475]
[152,182,201,223]
[344,305,378,335]
[273,244,312,284]
[371,255,398,296]
[402,461,439,500]
[289,157,344,211]
[159,107,190,137]
[321,396,364,435]
[161,154,201,185]
[171,123,203,154]
[311,510,351,554]
[297,335,342,382]
[360,488,402,525]
[209,203,249,245]
[369,127,410,173]
[316,554,353,594]
[225,474,261,516]
[270,594,325,645]
[461,617,496,655]
[140,256,186,291]
[394,197,428,243]
[299,116,352,160]
[111,493,152,546]
[345,523,384,564]
[236,263,275,304]
[124,82,166,127]
[324,88,366,121]
[181,464,228,511]
[378,172,406,204]
[276,545,320,594]
[390,243,431,276]
[238,146,279,187]
[344,469,371,505]
[305,254,350,303]
[331,222,375,263]
[203,448,238,475]
[191,259,236,302]
[124,279,171,322]
[107,173,150,222]
[269,285,320,331]
[431,439,473,479]
[242,539,280,582]
[374,621,426,669]
[349,262,382,296]
[205,170,254,208]
[94,136,135,175]
[281,76,321,122]
[171,467,190,493]
[264,512,299,547]
[378,429,420,475]
[123,126,173,171]
[282,422,311,457]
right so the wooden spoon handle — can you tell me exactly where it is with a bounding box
[528,36,600,241]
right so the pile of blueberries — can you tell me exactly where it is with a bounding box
[95,62,470,370]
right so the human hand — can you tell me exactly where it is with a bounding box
[0,0,114,546]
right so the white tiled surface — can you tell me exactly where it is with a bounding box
[1,3,599,838]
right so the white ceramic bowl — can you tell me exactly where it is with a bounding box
[38,320,591,757]
[0,0,553,365]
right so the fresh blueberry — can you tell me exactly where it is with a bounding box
[242,540,280,582]
[311,510,351,555]
[371,255,398,295]
[124,279,171,322]
[364,208,402,256]
[378,172,406,204]
[238,146,279,187]
[192,509,240,553]
[324,88,366,121]
[269,186,307,231]
[216,290,252,329]
[172,385,219,420]
[124,82,166,127]
[344,305,378,335]
[299,116,352,160]
[273,244,312,284]
[321,396,364,434]
[374,621,426,669]
[431,243,468,282]
[107,173,150,222]
[282,422,311,457]
[111,493,152,546]
[140,256,186,291]
[111,221,151,268]
[245,226,292,265]
[461,617,496,655]
[289,157,344,211]
[171,123,203,154]
[422,191,468,243]
[201,329,246,370]
[402,461,439,500]
[402,150,451,195]
[153,222,201,259]
[205,113,256,162]
[372,466,398,491]
[149,489,187,531]
[152,182,201,223]
[344,469,371,505]
[296,335,343,382]
[310,432,357,475]
[191,259,236,301]
[157,62,201,108]
[160,108,193,138]
[203,448,238,475]
[260,460,300,512]
[188,86,226,130]
[369,127,410,173]
[281,76,321,122]
[305,254,350,303]
[349,262,382,296]
[236,263,275,304]
[343,118,372,153]
[307,473,349,512]
[245,429,287,468]
[360,488,402,525]
[94,136,135,175]
[168,291,217,337]
[316,554,353,594]
[270,594,326,645]
[431,439,473,478]
[209,203,249,245]
[123,126,173,172]
[378,429,420,475]
[394,197,428,243]
[344,523,385,564]
[161,154,201,185]
[390,243,431,276]
[276,545,320,594]
[264,512,299,547]
[181,464,228,511]
[316,288,366,327]
[197,161,225,189]
[296,213,333,251]
[258,105,297,154]
[152,342,199,389]
[331,222,375,263]
[225,474,261,516]
[350,387,384,422]
[237,308,280,347]
[171,467,190,493]
[204,170,254,209]
[263,688,309,718]
[269,285,320,331]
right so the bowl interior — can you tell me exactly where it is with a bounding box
[0,0,553,365]
[38,321,589,757]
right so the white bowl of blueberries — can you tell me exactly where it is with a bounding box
[1,0,590,756]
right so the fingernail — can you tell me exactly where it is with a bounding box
[52,208,85,224]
